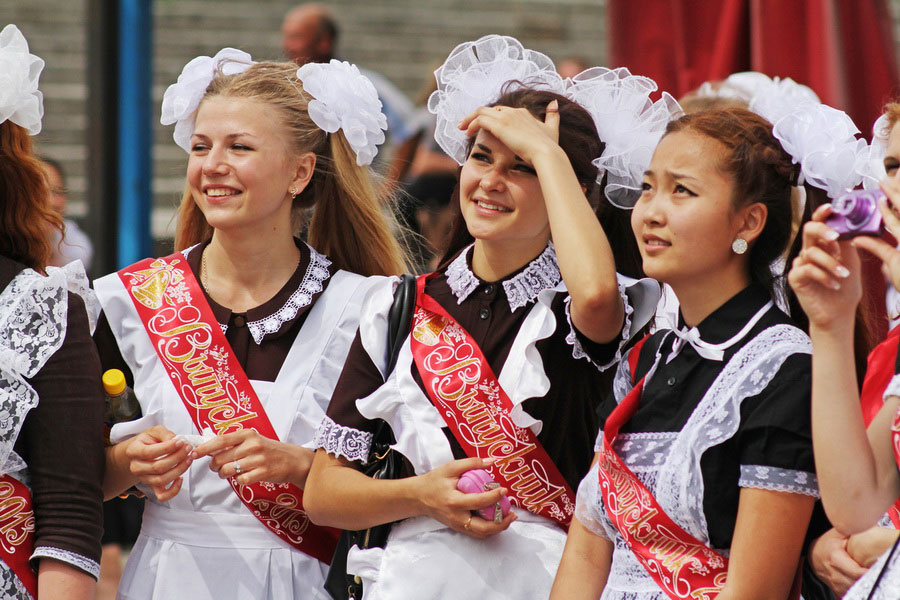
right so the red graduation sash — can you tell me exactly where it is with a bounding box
[597,337,729,599]
[409,274,576,528]
[863,325,900,527]
[118,253,339,564]
[0,474,36,598]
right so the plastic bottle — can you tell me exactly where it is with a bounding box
[102,369,141,423]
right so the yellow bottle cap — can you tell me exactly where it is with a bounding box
[102,369,127,396]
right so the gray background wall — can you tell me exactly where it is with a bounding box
[2,0,897,244]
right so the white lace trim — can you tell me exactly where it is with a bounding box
[445,243,561,312]
[884,373,900,400]
[32,546,100,579]
[738,464,819,497]
[661,324,812,544]
[53,261,99,333]
[246,245,332,344]
[0,560,31,600]
[314,415,373,463]
[503,243,560,312]
[564,280,634,372]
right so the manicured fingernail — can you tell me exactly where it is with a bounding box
[831,280,841,290]
[825,229,839,241]
[836,266,850,278]
[484,457,496,465]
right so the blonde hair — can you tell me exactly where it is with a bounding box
[885,101,900,131]
[174,61,408,277]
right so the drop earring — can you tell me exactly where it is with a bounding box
[731,238,748,255]
[289,187,299,199]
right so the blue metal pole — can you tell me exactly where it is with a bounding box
[116,0,153,267]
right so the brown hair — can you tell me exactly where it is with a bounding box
[884,101,900,131]
[0,121,62,272]
[174,61,408,277]
[666,107,874,375]
[438,85,644,279]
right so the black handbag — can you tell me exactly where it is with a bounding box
[324,274,416,600]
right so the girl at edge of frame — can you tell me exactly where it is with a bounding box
[790,100,900,599]
[93,58,408,600]
[302,83,651,597]
[551,107,829,599]
[0,24,104,600]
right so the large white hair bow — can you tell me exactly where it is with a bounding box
[296,59,388,167]
[161,48,254,152]
[0,25,44,136]
[748,77,867,198]
[565,67,682,209]
[427,35,565,165]
[860,114,892,190]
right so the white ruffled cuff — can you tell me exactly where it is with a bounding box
[738,465,819,498]
[563,279,634,373]
[314,416,373,463]
[31,546,100,580]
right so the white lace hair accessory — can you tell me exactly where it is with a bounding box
[748,79,867,199]
[860,113,892,189]
[696,71,820,107]
[427,34,565,165]
[160,48,254,153]
[296,59,388,167]
[565,67,683,209]
[0,25,44,136]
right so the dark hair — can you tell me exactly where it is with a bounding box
[437,85,644,278]
[0,121,63,272]
[666,107,874,377]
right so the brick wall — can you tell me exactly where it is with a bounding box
[3,0,899,243]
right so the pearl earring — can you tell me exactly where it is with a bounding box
[732,238,748,255]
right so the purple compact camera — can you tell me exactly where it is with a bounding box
[825,189,886,239]
[457,468,511,523]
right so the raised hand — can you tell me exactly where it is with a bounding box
[194,430,315,488]
[788,204,862,331]
[414,456,516,539]
[458,100,561,166]
[853,179,900,291]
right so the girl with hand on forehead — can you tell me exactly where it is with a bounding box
[93,50,407,599]
[552,85,869,599]
[303,35,669,599]
[790,101,900,599]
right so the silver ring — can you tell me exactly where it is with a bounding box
[232,460,242,475]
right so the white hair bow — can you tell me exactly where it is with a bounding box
[161,48,254,152]
[0,25,44,136]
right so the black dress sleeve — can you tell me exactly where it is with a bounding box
[93,311,134,387]
[20,292,105,576]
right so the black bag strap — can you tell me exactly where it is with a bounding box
[384,274,416,378]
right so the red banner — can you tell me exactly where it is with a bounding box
[410,275,575,528]
[118,254,339,564]
[0,474,36,598]
[598,356,728,599]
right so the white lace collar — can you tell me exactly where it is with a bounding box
[246,245,332,344]
[445,242,561,312]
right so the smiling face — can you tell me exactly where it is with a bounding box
[188,95,311,235]
[632,129,754,289]
[458,130,550,254]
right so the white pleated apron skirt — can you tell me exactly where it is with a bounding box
[346,508,566,600]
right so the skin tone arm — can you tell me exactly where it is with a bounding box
[549,517,613,600]
[459,103,625,344]
[303,451,516,539]
[38,558,95,600]
[808,528,869,596]
[790,196,900,534]
[716,489,814,599]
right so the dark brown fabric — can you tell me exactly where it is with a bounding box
[327,257,620,491]
[95,240,332,384]
[0,255,105,572]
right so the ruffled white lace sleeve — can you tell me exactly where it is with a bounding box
[314,415,373,463]
[564,274,660,372]
[738,465,819,497]
[574,462,610,539]
[31,546,100,579]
